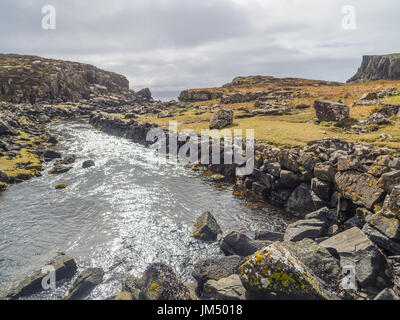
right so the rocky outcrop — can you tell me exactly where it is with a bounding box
[0,54,151,104]
[178,89,223,102]
[348,54,400,82]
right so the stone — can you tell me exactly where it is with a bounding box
[314,162,337,182]
[314,100,349,122]
[55,184,67,190]
[200,275,246,300]
[82,160,95,169]
[137,88,152,99]
[43,149,62,159]
[305,207,338,225]
[136,263,190,300]
[283,219,328,242]
[121,276,141,300]
[192,211,222,241]
[320,227,385,287]
[219,231,270,257]
[0,119,18,135]
[311,178,332,201]
[0,170,10,183]
[266,162,281,177]
[337,156,362,172]
[252,182,267,196]
[378,170,400,194]
[281,239,341,287]
[334,171,385,210]
[7,254,77,299]
[374,288,400,300]
[285,183,316,216]
[362,224,400,255]
[192,256,243,294]
[49,164,72,175]
[61,154,76,165]
[385,186,400,218]
[254,230,283,241]
[239,241,338,299]
[367,112,391,125]
[114,292,133,300]
[209,109,233,129]
[388,256,400,289]
[366,213,400,240]
[279,170,300,188]
[63,267,104,300]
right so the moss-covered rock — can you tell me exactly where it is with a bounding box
[239,242,339,300]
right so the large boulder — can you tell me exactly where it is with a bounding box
[63,267,104,300]
[366,213,400,240]
[362,224,400,255]
[209,109,234,129]
[283,219,328,242]
[7,254,77,299]
[219,231,270,256]
[334,171,385,210]
[314,100,349,122]
[378,171,400,194]
[384,185,400,218]
[192,212,222,241]
[239,241,339,299]
[285,183,316,216]
[254,230,283,241]
[282,239,341,287]
[320,227,386,288]
[136,263,190,300]
[192,255,243,294]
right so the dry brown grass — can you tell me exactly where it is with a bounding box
[139,78,400,151]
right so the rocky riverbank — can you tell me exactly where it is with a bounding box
[1,54,400,300]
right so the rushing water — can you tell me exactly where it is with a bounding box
[0,121,288,299]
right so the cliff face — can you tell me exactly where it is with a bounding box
[347,54,400,83]
[0,54,133,103]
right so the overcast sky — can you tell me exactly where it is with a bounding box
[1,0,399,98]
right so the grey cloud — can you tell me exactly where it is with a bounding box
[0,0,399,99]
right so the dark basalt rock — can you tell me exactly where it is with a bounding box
[63,267,104,300]
[82,160,95,169]
[7,254,77,299]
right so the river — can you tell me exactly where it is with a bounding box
[0,120,288,299]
